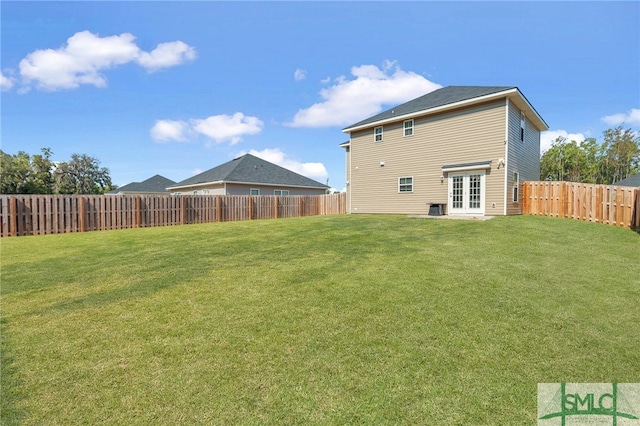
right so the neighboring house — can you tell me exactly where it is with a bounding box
[108,174,176,195]
[167,154,329,195]
[613,173,640,187]
[341,86,548,216]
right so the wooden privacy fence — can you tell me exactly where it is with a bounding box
[0,193,346,237]
[522,181,640,229]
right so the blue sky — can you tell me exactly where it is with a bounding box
[2,1,639,191]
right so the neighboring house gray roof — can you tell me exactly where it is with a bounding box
[613,173,640,187]
[169,154,329,190]
[109,174,175,194]
[343,85,548,132]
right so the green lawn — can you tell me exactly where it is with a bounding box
[1,215,638,425]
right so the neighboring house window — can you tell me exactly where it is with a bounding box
[250,188,260,195]
[274,190,289,196]
[193,190,198,195]
[398,176,413,193]
[403,119,414,137]
[520,112,525,142]
[374,126,383,142]
[512,172,520,202]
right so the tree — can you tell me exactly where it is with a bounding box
[0,148,54,194]
[599,126,640,184]
[53,153,113,194]
[540,136,598,182]
[540,127,639,185]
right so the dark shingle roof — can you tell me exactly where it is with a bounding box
[343,86,516,131]
[169,154,328,189]
[613,173,640,187]
[109,175,175,194]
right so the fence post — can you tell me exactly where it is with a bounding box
[274,196,278,219]
[248,196,253,220]
[135,196,141,228]
[180,196,185,225]
[9,196,17,237]
[79,196,86,232]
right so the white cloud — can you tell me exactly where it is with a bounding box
[150,120,190,142]
[191,113,263,145]
[137,41,196,72]
[1,71,15,91]
[192,168,203,176]
[239,148,329,181]
[320,76,331,84]
[18,30,196,92]
[294,68,307,81]
[601,108,640,126]
[151,113,263,145]
[540,130,586,154]
[287,61,442,127]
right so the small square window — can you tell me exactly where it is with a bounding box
[398,176,413,193]
[250,188,260,195]
[403,120,414,137]
[374,126,383,142]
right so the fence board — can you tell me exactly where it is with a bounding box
[0,193,346,237]
[522,181,639,229]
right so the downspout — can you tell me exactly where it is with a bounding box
[348,138,352,214]
[504,99,510,216]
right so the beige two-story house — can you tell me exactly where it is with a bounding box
[341,86,548,216]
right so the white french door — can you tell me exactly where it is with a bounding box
[448,172,485,215]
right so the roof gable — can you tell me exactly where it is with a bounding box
[169,154,328,190]
[110,174,175,194]
[342,85,548,132]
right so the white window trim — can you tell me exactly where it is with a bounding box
[398,176,413,193]
[274,189,289,196]
[403,119,414,137]
[250,188,260,195]
[512,172,520,203]
[374,126,383,142]
[520,112,525,142]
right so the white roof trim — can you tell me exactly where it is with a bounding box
[168,181,224,191]
[442,161,493,173]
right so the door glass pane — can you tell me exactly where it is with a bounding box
[469,174,481,209]
[452,176,463,209]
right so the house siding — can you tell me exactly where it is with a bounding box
[348,100,507,215]
[170,184,226,195]
[506,104,541,215]
[224,184,326,196]
[170,183,325,196]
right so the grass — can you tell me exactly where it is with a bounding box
[1,215,639,425]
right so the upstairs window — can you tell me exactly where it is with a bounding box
[403,119,414,137]
[512,172,520,202]
[520,112,525,142]
[398,176,413,193]
[374,126,383,142]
